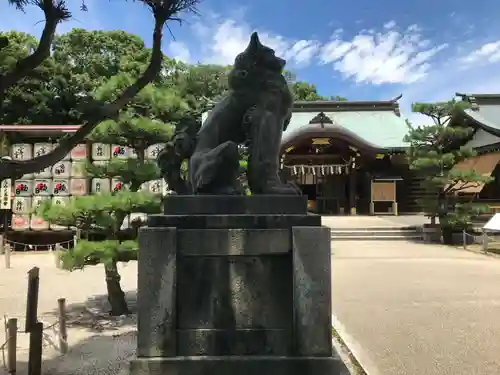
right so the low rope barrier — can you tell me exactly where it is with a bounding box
[461,230,500,253]
[4,239,74,252]
[1,298,69,373]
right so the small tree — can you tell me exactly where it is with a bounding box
[36,76,186,314]
[37,192,161,315]
[405,100,492,241]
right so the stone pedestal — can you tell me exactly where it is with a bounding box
[130,195,348,375]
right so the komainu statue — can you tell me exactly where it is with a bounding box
[157,116,201,194]
[188,32,300,195]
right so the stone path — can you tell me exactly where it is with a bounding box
[331,240,500,375]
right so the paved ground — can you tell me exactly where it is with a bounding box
[322,215,431,228]
[331,240,500,375]
[3,219,499,375]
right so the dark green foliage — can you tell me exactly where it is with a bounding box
[405,100,491,229]
[289,81,347,102]
[37,191,162,236]
[85,159,161,189]
[59,240,138,270]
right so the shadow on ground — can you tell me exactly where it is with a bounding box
[42,290,138,333]
[11,291,138,375]
[14,331,137,375]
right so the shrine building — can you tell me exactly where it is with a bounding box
[446,93,500,213]
[281,97,414,214]
[5,93,500,248]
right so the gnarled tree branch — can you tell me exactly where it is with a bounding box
[0,0,71,104]
[0,0,200,181]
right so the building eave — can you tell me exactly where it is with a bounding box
[456,92,500,101]
[0,125,80,133]
[293,95,402,115]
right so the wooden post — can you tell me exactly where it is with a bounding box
[369,180,374,215]
[57,298,68,354]
[0,233,4,254]
[6,318,17,374]
[349,170,356,215]
[4,243,11,268]
[28,322,43,375]
[392,180,397,216]
[482,232,489,253]
[54,244,62,269]
[463,230,467,249]
[392,201,398,216]
[25,267,40,333]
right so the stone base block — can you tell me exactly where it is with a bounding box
[163,195,308,215]
[130,356,350,375]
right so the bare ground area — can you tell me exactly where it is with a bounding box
[0,252,139,375]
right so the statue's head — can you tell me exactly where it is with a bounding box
[233,32,286,73]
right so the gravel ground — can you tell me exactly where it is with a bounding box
[0,252,138,375]
[0,250,355,375]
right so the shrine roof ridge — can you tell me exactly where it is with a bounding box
[292,95,403,113]
[456,93,500,101]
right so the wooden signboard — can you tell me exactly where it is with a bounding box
[371,181,396,202]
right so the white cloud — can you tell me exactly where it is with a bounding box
[167,41,192,62]
[384,20,396,29]
[319,23,448,85]
[460,40,500,64]
[396,48,500,125]
[185,17,450,84]
[397,35,500,122]
[189,17,321,67]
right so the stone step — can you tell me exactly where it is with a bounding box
[330,227,423,241]
[331,235,422,241]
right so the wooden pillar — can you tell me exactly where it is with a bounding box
[369,179,375,215]
[392,201,398,216]
[349,169,357,215]
[392,180,398,216]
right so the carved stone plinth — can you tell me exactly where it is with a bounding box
[130,195,349,375]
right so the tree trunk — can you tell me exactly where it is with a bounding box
[441,226,454,245]
[104,261,129,316]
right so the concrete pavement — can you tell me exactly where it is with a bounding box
[331,240,500,375]
[322,215,431,229]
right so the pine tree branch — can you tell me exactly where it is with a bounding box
[0,0,70,104]
[0,9,169,181]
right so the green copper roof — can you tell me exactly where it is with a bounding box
[463,106,500,133]
[282,110,409,150]
[455,93,500,138]
[201,99,410,151]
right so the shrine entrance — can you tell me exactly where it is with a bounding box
[281,137,364,215]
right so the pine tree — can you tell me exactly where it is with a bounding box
[38,192,161,315]
[37,78,186,315]
[0,0,200,179]
[404,100,491,242]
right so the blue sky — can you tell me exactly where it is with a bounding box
[2,0,500,124]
